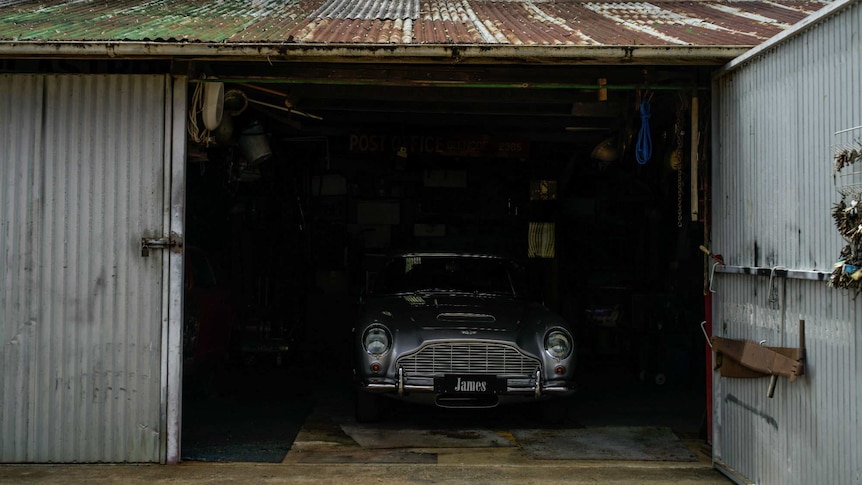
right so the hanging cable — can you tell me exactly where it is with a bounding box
[187,80,212,146]
[636,96,652,165]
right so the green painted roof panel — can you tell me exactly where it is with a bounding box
[0,0,829,46]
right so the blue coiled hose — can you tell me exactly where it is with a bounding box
[636,98,652,165]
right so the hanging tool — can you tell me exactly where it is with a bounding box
[246,98,323,121]
[699,245,724,264]
[700,245,724,293]
[238,82,324,120]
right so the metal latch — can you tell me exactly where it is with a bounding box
[141,232,182,257]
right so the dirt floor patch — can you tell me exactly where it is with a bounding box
[297,449,437,464]
[340,423,514,449]
[512,426,698,461]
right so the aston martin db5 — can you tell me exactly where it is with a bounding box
[353,252,577,422]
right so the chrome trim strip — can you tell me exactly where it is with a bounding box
[365,382,397,391]
[535,369,542,398]
[361,382,574,395]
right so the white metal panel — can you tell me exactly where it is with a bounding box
[712,1,862,483]
[0,74,172,463]
[0,74,44,464]
[712,276,862,485]
[165,76,188,465]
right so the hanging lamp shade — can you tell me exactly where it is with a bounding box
[202,81,224,131]
[591,137,619,162]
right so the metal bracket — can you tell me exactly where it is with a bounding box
[700,321,713,349]
[709,262,722,293]
[700,245,725,293]
[711,320,806,399]
[767,266,787,305]
[141,232,183,257]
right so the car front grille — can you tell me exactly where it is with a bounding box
[397,342,540,377]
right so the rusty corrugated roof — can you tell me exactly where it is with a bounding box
[0,0,827,46]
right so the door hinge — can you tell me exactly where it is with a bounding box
[141,232,183,257]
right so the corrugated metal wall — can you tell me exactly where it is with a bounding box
[712,1,862,483]
[0,74,171,462]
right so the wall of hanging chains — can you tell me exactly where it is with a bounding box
[829,125,862,292]
[675,97,685,229]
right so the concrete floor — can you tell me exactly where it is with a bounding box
[0,462,732,485]
[0,366,731,484]
[0,358,732,484]
[1,299,731,484]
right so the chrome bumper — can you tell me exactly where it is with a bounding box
[361,368,575,398]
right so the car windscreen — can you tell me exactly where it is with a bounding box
[372,256,526,297]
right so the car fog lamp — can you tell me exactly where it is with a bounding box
[363,326,391,355]
[555,365,566,375]
[545,330,572,359]
[370,362,382,373]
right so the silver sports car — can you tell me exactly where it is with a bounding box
[353,252,577,422]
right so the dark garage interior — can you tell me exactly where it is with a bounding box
[179,62,713,462]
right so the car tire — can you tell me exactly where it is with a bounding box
[355,391,382,423]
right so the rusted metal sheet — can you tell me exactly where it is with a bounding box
[0,0,827,46]
[579,2,769,45]
[310,0,421,20]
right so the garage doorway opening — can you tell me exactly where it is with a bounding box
[179,63,712,463]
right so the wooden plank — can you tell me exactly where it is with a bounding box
[712,337,803,381]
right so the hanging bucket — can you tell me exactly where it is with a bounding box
[239,120,272,165]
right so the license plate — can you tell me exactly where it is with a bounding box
[434,375,504,394]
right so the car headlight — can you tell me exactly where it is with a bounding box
[363,325,391,355]
[544,329,572,359]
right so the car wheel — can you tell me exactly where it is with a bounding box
[355,391,382,423]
